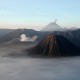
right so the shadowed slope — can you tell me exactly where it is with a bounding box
[28,34,80,57]
[56,35,80,56]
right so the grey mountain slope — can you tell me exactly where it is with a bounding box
[41,22,63,31]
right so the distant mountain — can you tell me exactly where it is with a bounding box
[41,21,80,32]
[0,29,48,43]
[51,29,80,47]
[69,27,79,30]
[1,28,80,48]
[41,22,64,31]
[28,34,80,57]
[0,29,14,37]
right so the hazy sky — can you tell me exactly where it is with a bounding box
[0,0,80,30]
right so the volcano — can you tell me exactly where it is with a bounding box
[28,34,80,57]
[41,21,63,31]
[0,29,48,43]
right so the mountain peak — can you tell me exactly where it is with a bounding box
[41,21,62,31]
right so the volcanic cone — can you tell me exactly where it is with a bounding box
[28,34,80,57]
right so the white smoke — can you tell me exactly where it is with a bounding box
[20,34,37,42]
[20,34,28,42]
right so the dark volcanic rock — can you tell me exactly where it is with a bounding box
[52,29,80,47]
[0,29,48,43]
[28,34,80,57]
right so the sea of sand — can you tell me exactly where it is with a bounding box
[0,43,80,80]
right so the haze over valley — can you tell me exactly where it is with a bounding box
[0,0,80,80]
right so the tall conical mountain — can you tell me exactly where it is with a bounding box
[41,21,63,31]
[28,34,80,57]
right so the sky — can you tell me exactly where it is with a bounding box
[0,0,80,30]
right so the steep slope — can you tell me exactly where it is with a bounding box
[41,22,63,31]
[52,29,80,47]
[28,34,80,57]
